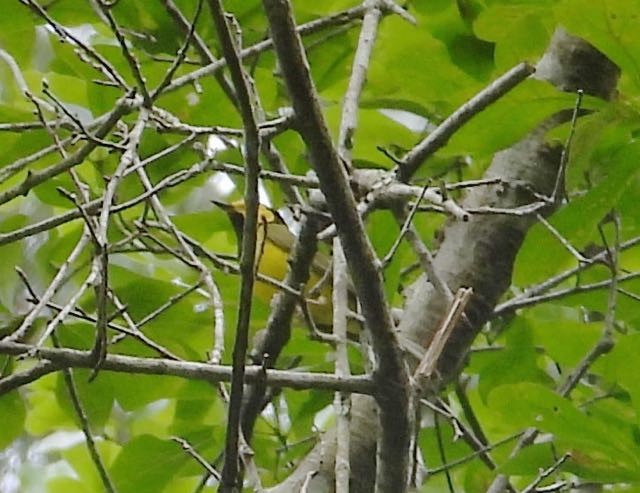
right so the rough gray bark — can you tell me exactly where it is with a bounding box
[268,28,620,493]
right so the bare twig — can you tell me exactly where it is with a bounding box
[551,90,583,204]
[426,432,523,476]
[489,216,621,492]
[89,110,148,376]
[164,5,368,94]
[20,0,128,88]
[97,0,152,105]
[0,341,376,394]
[493,235,640,316]
[0,360,60,395]
[0,156,216,248]
[558,213,620,397]
[151,0,205,99]
[173,436,222,479]
[240,215,322,440]
[54,333,116,493]
[0,96,134,207]
[520,453,571,493]
[9,229,91,342]
[535,214,588,263]
[160,0,237,102]
[398,62,535,182]
[337,0,383,169]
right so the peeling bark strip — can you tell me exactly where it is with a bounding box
[269,29,619,493]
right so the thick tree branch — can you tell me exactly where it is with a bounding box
[262,1,411,491]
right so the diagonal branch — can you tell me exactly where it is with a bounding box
[208,0,263,489]
[261,1,411,491]
[397,62,535,182]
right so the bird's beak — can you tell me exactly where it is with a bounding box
[211,199,231,211]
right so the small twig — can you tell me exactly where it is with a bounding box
[91,109,149,377]
[164,5,368,94]
[0,360,60,395]
[495,270,640,318]
[383,182,431,267]
[20,0,127,87]
[422,397,496,472]
[558,212,620,398]
[535,213,589,263]
[427,432,523,476]
[9,228,91,342]
[209,2,264,488]
[520,453,571,493]
[97,0,152,105]
[434,413,455,493]
[493,235,640,317]
[29,294,180,360]
[151,0,204,99]
[337,0,383,170]
[173,436,221,479]
[551,90,584,204]
[263,1,411,489]
[53,332,116,493]
[489,216,621,492]
[0,95,134,207]
[160,0,237,102]
[41,84,124,151]
[240,216,322,441]
[389,205,454,307]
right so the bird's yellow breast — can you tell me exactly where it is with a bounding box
[254,238,334,328]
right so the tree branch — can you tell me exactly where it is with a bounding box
[262,1,411,491]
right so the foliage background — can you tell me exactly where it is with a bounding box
[0,0,639,492]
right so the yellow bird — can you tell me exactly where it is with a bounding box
[214,200,342,331]
[215,201,426,358]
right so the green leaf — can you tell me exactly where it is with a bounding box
[26,373,76,436]
[48,477,91,493]
[490,382,640,481]
[477,317,551,402]
[0,391,26,448]
[499,443,556,475]
[525,304,602,368]
[514,138,640,285]
[110,435,188,493]
[446,78,582,158]
[62,439,119,493]
[55,368,115,430]
[366,15,476,113]
[556,0,640,92]
[597,333,640,423]
[0,214,26,310]
[474,3,555,70]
